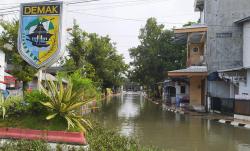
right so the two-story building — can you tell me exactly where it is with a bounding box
[168,25,208,111]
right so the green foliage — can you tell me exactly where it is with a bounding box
[0,93,22,119]
[24,90,49,114]
[70,71,101,100]
[0,19,37,84]
[129,18,186,87]
[87,121,161,151]
[40,79,93,132]
[64,21,128,90]
[0,93,7,119]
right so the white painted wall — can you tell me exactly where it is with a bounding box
[243,21,250,68]
[236,69,250,100]
[0,50,6,90]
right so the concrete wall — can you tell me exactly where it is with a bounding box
[0,51,5,90]
[204,0,250,72]
[208,81,230,98]
[203,0,250,98]
[243,21,250,68]
[238,69,250,95]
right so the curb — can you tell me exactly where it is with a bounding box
[164,108,186,115]
[213,119,250,129]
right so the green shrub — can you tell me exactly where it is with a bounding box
[24,90,48,114]
[70,71,101,100]
[0,93,23,119]
[87,121,161,151]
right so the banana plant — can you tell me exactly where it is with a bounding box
[40,79,94,133]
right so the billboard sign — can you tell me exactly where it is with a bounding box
[18,2,63,68]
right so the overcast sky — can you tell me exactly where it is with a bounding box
[0,0,199,63]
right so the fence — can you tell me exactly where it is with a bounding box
[211,97,235,115]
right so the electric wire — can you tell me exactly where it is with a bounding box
[68,11,185,25]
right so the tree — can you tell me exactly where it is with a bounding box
[129,18,185,96]
[64,22,128,90]
[86,33,128,89]
[0,19,37,88]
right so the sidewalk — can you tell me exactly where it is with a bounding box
[162,103,250,129]
[214,118,250,129]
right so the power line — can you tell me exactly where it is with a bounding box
[66,0,101,5]
[68,11,185,25]
[0,6,19,11]
[68,0,165,7]
[68,0,168,11]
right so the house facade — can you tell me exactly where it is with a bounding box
[167,0,250,116]
[168,25,208,111]
[195,0,250,118]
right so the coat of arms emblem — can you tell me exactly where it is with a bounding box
[18,2,63,68]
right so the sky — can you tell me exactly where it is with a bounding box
[0,0,200,63]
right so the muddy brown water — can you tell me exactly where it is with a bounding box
[92,93,250,151]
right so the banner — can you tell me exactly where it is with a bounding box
[18,2,63,68]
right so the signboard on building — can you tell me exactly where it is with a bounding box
[18,2,63,68]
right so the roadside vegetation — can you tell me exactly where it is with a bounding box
[0,18,168,150]
[128,18,186,98]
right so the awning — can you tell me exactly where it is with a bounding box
[217,67,245,73]
[207,72,221,81]
[168,66,207,77]
[4,72,16,83]
[173,25,207,44]
[174,25,207,34]
[217,67,246,77]
[235,16,250,24]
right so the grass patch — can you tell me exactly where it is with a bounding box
[0,114,67,131]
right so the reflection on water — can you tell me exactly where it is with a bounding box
[93,93,250,151]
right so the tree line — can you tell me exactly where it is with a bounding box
[128,18,186,97]
[0,19,128,92]
[0,18,187,96]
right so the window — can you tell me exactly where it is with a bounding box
[181,86,186,94]
[216,33,232,38]
[192,47,199,53]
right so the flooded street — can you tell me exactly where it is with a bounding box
[93,93,250,151]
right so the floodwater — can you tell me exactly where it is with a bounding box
[92,92,250,151]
